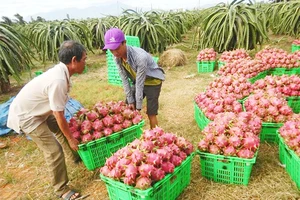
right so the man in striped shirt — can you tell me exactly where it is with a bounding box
[103,28,165,129]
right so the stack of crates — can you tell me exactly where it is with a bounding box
[106,36,141,86]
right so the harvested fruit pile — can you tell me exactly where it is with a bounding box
[68,101,143,143]
[100,127,193,189]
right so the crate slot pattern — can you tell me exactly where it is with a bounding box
[197,150,256,185]
[259,122,283,144]
[196,61,215,73]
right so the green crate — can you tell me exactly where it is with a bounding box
[34,70,43,77]
[260,122,283,144]
[108,79,123,86]
[108,66,122,85]
[248,70,268,84]
[107,69,119,76]
[77,121,144,171]
[107,59,116,66]
[125,35,140,47]
[281,68,300,75]
[278,135,300,189]
[278,133,287,165]
[73,66,88,76]
[284,69,298,75]
[287,96,300,114]
[153,56,159,63]
[267,68,300,76]
[100,154,193,200]
[292,44,300,53]
[194,103,210,130]
[267,68,287,76]
[106,51,114,60]
[107,67,120,75]
[196,61,215,73]
[106,37,138,87]
[197,150,257,185]
[243,102,283,144]
[217,61,226,69]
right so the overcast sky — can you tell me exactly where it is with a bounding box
[0,0,230,19]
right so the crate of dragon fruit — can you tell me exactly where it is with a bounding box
[242,90,290,144]
[197,111,261,185]
[99,127,194,200]
[69,100,145,170]
[78,120,144,171]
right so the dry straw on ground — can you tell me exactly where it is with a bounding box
[158,48,187,69]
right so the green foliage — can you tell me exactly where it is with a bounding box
[0,23,34,85]
[30,16,46,23]
[194,0,269,52]
[1,17,13,26]
[87,17,116,49]
[117,9,199,53]
[266,1,300,37]
[26,20,94,63]
[13,13,26,25]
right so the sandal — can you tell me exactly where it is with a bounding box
[0,142,7,149]
[61,190,90,200]
[61,190,80,200]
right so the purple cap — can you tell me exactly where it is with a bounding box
[103,28,125,50]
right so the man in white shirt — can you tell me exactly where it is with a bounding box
[7,40,87,200]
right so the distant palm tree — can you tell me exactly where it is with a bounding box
[0,23,34,93]
[1,16,13,25]
[14,13,26,25]
[30,16,46,23]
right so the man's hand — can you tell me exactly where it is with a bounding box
[129,103,136,110]
[53,110,80,151]
[67,137,79,151]
[129,103,141,111]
